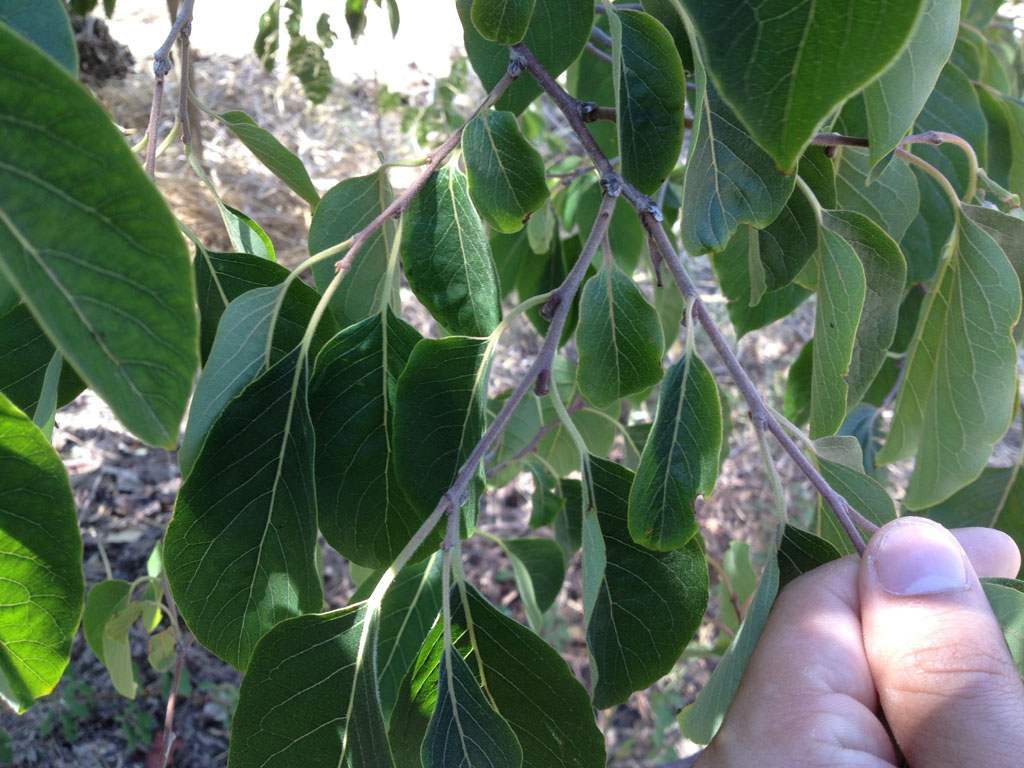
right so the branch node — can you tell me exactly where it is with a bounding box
[540,293,561,320]
[580,101,599,123]
[535,368,551,396]
[824,144,838,158]
[600,174,622,198]
[507,48,527,78]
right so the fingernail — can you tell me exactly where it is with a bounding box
[870,519,969,596]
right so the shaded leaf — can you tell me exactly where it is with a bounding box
[900,165,955,284]
[457,0,593,115]
[148,629,176,673]
[463,110,549,234]
[981,581,1024,677]
[629,354,720,552]
[588,458,709,708]
[879,214,1020,508]
[778,526,842,589]
[490,228,532,299]
[390,585,605,768]
[166,349,321,671]
[423,647,523,768]
[609,9,685,195]
[822,211,906,406]
[719,541,756,634]
[783,339,813,429]
[679,530,779,744]
[835,148,920,243]
[575,181,644,272]
[393,337,491,536]
[178,282,335,477]
[757,185,819,292]
[503,538,565,630]
[576,259,664,408]
[681,0,925,170]
[681,64,794,255]
[309,310,425,568]
[470,0,535,44]
[0,1,76,73]
[798,146,838,210]
[82,580,131,666]
[810,227,866,438]
[0,26,197,447]
[208,109,320,207]
[815,458,896,556]
[229,604,394,767]
[402,167,501,336]
[863,0,960,171]
[309,170,397,330]
[102,601,141,699]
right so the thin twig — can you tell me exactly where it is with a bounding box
[590,25,612,49]
[516,43,868,554]
[176,16,193,148]
[159,632,192,768]
[144,79,165,179]
[486,395,586,478]
[144,0,196,178]
[585,42,614,64]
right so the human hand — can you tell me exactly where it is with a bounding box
[696,517,1024,767]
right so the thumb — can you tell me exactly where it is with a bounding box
[859,517,1024,767]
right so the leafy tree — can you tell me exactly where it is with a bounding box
[2,0,1024,765]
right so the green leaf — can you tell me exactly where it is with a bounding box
[682,0,925,170]
[363,553,445,720]
[588,458,709,708]
[638,0,693,70]
[554,478,583,559]
[178,282,335,478]
[981,581,1024,678]
[490,229,532,299]
[229,603,394,768]
[798,146,838,210]
[148,630,176,674]
[390,585,605,768]
[609,9,685,196]
[0,0,77,74]
[166,348,321,671]
[254,1,280,70]
[879,214,1021,508]
[528,464,564,528]
[777,526,842,589]
[900,165,955,283]
[814,458,896,556]
[309,170,398,330]
[525,200,556,254]
[565,21,617,157]
[912,63,989,196]
[208,109,320,207]
[783,339,813,428]
[629,354,720,552]
[102,601,142,698]
[757,185,819,291]
[423,648,523,768]
[222,203,276,262]
[576,259,664,408]
[401,167,501,337]
[863,0,960,171]
[470,0,536,44]
[287,33,333,103]
[503,538,565,630]
[810,227,866,438]
[680,63,794,255]
[710,226,811,338]
[821,211,906,406]
[82,580,131,666]
[394,337,491,535]
[921,466,1024,578]
[0,394,83,713]
[575,181,645,272]
[718,541,756,634]
[463,110,549,234]
[679,530,779,744]
[345,0,367,40]
[457,0,593,115]
[193,250,313,365]
[965,0,1003,27]
[309,310,426,568]
[962,203,1024,292]
[835,148,920,243]
[0,304,85,418]
[0,25,198,448]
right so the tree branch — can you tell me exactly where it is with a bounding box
[145,0,195,179]
[516,42,870,554]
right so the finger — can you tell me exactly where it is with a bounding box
[859,517,1024,768]
[702,556,898,766]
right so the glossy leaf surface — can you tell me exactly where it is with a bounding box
[470,0,535,44]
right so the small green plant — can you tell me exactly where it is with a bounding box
[115,701,157,753]
[37,676,96,744]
